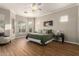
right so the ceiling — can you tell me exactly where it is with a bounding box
[0,3,76,17]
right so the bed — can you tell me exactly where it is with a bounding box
[26,33,54,45]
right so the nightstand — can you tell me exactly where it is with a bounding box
[54,33,64,43]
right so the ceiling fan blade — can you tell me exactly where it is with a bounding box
[32,3,36,7]
[38,3,41,5]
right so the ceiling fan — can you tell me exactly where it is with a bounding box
[31,3,41,11]
[24,3,42,13]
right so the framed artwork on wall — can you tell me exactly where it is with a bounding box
[44,20,53,27]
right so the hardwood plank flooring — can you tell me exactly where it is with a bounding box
[0,38,79,56]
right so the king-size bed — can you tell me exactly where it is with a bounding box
[26,33,54,45]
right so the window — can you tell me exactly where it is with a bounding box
[60,15,68,22]
[5,24,11,30]
[28,21,32,25]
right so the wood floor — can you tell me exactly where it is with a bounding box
[0,38,79,56]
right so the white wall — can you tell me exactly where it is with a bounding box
[35,6,78,43]
[77,7,79,43]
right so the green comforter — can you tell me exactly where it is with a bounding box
[27,33,54,44]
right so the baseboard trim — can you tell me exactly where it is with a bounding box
[57,39,79,45]
[15,36,26,39]
[64,41,79,45]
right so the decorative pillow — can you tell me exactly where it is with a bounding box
[47,29,52,34]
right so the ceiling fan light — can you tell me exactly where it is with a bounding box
[38,8,41,10]
[24,11,28,13]
[32,10,35,12]
[32,5,38,10]
[32,3,36,7]
[38,3,41,5]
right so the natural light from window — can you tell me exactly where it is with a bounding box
[60,15,68,22]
